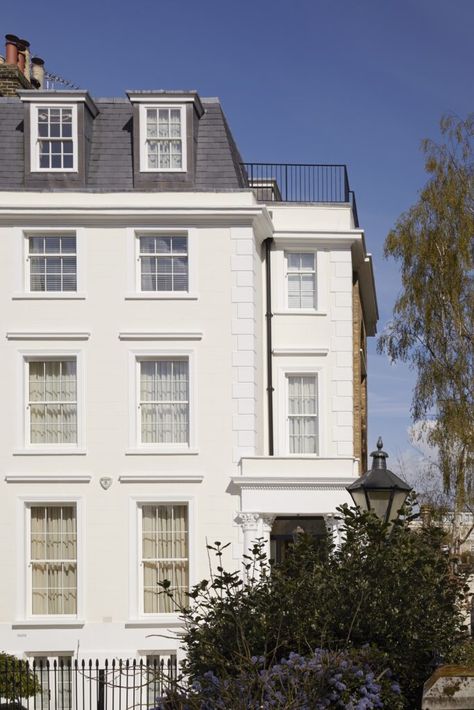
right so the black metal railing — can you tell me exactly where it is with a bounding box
[240,162,359,227]
[0,657,178,710]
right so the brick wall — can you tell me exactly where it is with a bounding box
[353,278,368,471]
[0,64,33,96]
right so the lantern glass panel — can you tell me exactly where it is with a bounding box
[348,488,368,512]
[366,490,392,522]
[387,490,410,524]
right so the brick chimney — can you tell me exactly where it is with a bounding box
[0,34,41,96]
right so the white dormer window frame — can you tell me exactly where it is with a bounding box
[139,104,187,173]
[30,103,78,173]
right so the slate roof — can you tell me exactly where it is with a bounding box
[0,96,248,191]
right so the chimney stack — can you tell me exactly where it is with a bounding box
[0,33,37,96]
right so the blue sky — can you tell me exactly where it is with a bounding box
[3,0,473,470]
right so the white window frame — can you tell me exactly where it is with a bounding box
[128,496,195,622]
[141,653,178,705]
[136,231,190,294]
[129,350,196,453]
[18,497,84,622]
[286,372,319,455]
[277,365,324,457]
[29,654,74,710]
[18,350,85,454]
[271,244,328,315]
[126,228,198,300]
[30,104,78,173]
[285,251,317,311]
[24,230,81,295]
[138,104,187,173]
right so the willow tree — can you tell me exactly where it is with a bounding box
[378,115,474,508]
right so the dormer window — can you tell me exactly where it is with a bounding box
[140,104,186,172]
[19,91,98,183]
[31,104,78,172]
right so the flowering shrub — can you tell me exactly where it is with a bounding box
[156,647,404,709]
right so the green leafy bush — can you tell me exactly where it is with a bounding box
[0,653,40,703]
[160,507,469,708]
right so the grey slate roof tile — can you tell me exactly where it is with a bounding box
[0,95,248,192]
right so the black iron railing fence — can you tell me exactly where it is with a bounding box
[0,658,177,710]
[240,162,360,227]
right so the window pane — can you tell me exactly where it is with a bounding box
[288,375,318,455]
[140,360,189,444]
[139,236,188,292]
[31,506,77,615]
[29,360,77,444]
[142,505,188,613]
[287,252,316,309]
[28,236,76,292]
[171,237,187,254]
[140,237,157,253]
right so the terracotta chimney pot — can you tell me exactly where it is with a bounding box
[5,34,19,66]
[16,39,27,73]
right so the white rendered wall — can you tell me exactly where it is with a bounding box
[0,192,372,658]
[0,191,269,657]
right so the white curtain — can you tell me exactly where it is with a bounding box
[288,375,318,454]
[287,252,316,309]
[29,360,77,444]
[142,505,188,613]
[31,506,77,615]
[140,361,189,444]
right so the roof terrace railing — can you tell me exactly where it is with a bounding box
[240,162,359,227]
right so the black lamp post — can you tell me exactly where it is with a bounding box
[346,437,412,524]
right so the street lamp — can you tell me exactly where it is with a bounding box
[346,437,412,524]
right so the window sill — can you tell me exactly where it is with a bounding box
[125,448,199,456]
[30,168,78,174]
[12,293,86,301]
[12,619,85,629]
[125,293,198,301]
[125,615,181,627]
[273,310,327,316]
[13,448,87,456]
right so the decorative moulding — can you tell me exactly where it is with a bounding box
[119,331,202,341]
[5,474,91,484]
[119,474,204,484]
[6,332,90,341]
[99,477,113,490]
[12,620,85,629]
[272,348,329,356]
[230,476,355,492]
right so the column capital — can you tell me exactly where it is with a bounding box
[237,512,260,532]
[260,514,276,532]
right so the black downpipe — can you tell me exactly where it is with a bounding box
[264,237,274,455]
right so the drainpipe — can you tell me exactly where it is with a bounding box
[264,237,274,455]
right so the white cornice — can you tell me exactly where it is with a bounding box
[18,90,99,117]
[119,331,202,341]
[230,476,355,491]
[126,91,204,118]
[5,474,91,483]
[119,474,204,484]
[6,332,90,341]
[230,476,354,491]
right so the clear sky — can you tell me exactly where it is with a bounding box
[3,0,473,472]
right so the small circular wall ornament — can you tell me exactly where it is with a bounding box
[99,477,113,490]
